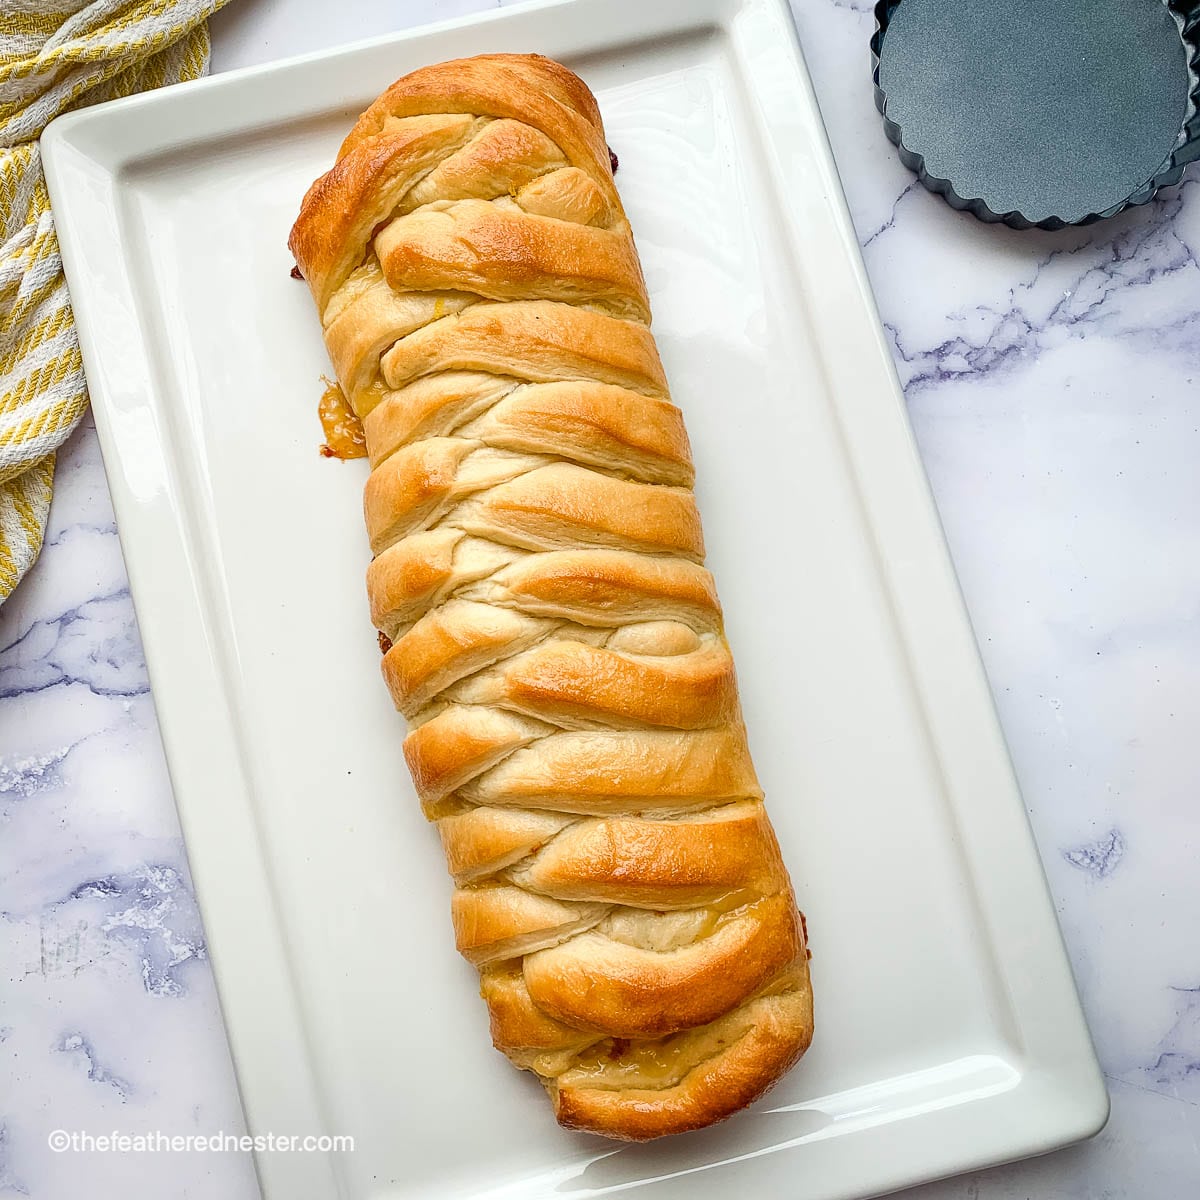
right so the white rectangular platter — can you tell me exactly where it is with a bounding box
[41,1,1108,1197]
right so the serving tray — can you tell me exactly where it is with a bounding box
[42,0,1108,1196]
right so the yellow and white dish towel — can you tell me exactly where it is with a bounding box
[0,0,229,602]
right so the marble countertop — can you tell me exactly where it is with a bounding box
[2,1,1198,1196]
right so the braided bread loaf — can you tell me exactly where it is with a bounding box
[289,53,813,1141]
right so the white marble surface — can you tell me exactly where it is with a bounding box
[2,0,1198,1196]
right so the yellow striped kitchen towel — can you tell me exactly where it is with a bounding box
[1,0,231,602]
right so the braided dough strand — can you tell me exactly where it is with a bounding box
[290,53,812,1141]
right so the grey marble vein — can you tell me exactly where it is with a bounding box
[54,1033,133,1101]
[69,865,207,998]
[862,181,922,249]
[0,749,69,801]
[1063,829,1126,878]
[879,184,1200,394]
[1129,985,1200,1104]
[0,591,149,701]
[0,1124,29,1197]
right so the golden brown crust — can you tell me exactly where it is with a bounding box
[379,301,669,396]
[460,381,694,485]
[290,114,477,312]
[403,705,547,804]
[337,55,617,196]
[364,373,513,468]
[450,462,704,560]
[523,892,801,1037]
[438,806,574,884]
[366,528,462,637]
[375,201,650,320]
[382,600,552,717]
[508,801,787,906]
[363,436,475,553]
[457,635,737,730]
[550,965,814,1140]
[458,726,763,814]
[400,119,568,213]
[451,884,607,965]
[291,52,812,1141]
[468,549,720,627]
[324,282,475,406]
[480,964,602,1073]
